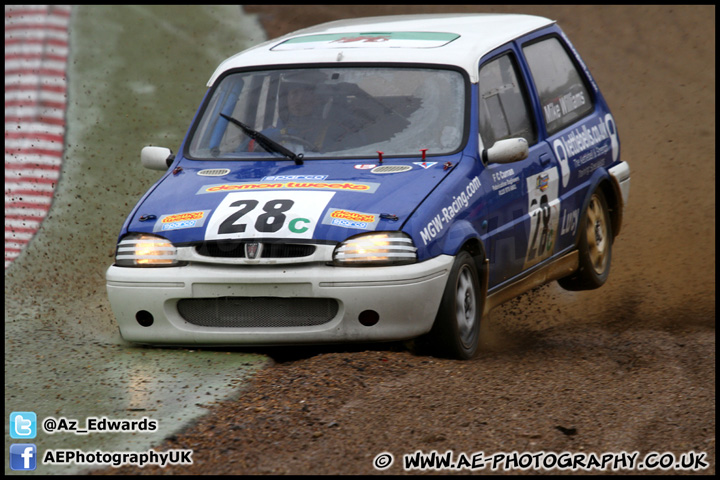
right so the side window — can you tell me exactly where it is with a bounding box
[523,37,593,134]
[478,53,536,150]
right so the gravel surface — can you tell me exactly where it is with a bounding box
[93,5,715,475]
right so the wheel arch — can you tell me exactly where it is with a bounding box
[578,169,622,245]
[599,177,622,240]
[441,219,489,295]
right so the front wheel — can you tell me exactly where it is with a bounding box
[426,251,483,359]
[558,189,613,291]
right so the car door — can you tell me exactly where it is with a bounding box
[520,33,620,254]
[477,48,561,289]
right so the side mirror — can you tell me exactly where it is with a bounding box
[141,146,174,171]
[483,138,529,164]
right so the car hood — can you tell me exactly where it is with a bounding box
[125,156,461,245]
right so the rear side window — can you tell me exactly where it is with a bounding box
[478,53,536,149]
[523,37,593,134]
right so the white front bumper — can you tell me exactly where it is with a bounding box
[106,255,454,346]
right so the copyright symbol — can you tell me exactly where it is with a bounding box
[43,418,57,433]
[373,452,393,470]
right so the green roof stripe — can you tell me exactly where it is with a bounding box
[282,32,460,44]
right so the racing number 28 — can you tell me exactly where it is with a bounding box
[527,195,551,261]
[219,199,294,234]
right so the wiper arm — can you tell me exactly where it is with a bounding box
[220,113,304,165]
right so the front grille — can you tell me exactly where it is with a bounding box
[177,297,338,328]
[194,241,316,259]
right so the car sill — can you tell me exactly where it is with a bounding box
[483,250,579,316]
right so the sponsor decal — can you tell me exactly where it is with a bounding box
[553,115,618,187]
[154,210,210,232]
[560,208,579,237]
[556,118,609,159]
[161,211,205,223]
[323,209,379,231]
[543,90,586,125]
[536,173,550,192]
[420,176,481,245]
[162,220,198,231]
[262,174,328,181]
[335,35,390,44]
[604,113,620,163]
[490,168,520,196]
[413,162,438,169]
[198,181,379,194]
[354,164,376,170]
[577,159,607,179]
[331,210,376,223]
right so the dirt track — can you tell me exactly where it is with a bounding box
[96,5,715,475]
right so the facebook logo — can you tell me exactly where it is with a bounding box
[10,444,37,471]
[10,411,37,439]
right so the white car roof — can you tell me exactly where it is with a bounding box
[207,14,555,86]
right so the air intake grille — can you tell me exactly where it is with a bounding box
[177,297,338,328]
[197,168,231,176]
[194,241,315,259]
[371,165,413,174]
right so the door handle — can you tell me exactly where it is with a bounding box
[540,153,551,165]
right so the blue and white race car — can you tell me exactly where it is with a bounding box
[106,14,630,359]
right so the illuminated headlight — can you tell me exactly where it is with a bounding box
[333,232,417,266]
[115,233,178,267]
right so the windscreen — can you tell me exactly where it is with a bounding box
[187,67,466,159]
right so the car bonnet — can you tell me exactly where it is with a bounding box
[124,156,462,246]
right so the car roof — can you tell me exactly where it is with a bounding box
[207,13,555,86]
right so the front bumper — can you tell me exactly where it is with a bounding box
[106,255,453,346]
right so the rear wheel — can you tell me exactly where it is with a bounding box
[559,189,612,291]
[426,251,482,359]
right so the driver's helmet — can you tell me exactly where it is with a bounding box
[279,70,329,122]
[280,70,327,92]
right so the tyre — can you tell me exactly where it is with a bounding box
[425,250,483,359]
[558,189,612,291]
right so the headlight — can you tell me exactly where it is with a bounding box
[333,232,417,266]
[115,233,178,267]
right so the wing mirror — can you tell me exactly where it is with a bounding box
[483,138,529,164]
[141,146,175,171]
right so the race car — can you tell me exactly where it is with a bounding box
[106,13,630,359]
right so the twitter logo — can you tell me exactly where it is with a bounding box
[10,412,37,439]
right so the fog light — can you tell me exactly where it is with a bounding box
[136,310,154,327]
[358,310,379,326]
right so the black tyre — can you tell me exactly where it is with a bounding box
[428,251,483,359]
[558,189,613,291]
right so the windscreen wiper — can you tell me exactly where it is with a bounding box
[220,113,304,165]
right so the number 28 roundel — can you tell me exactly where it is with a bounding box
[205,191,336,240]
[524,167,560,269]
